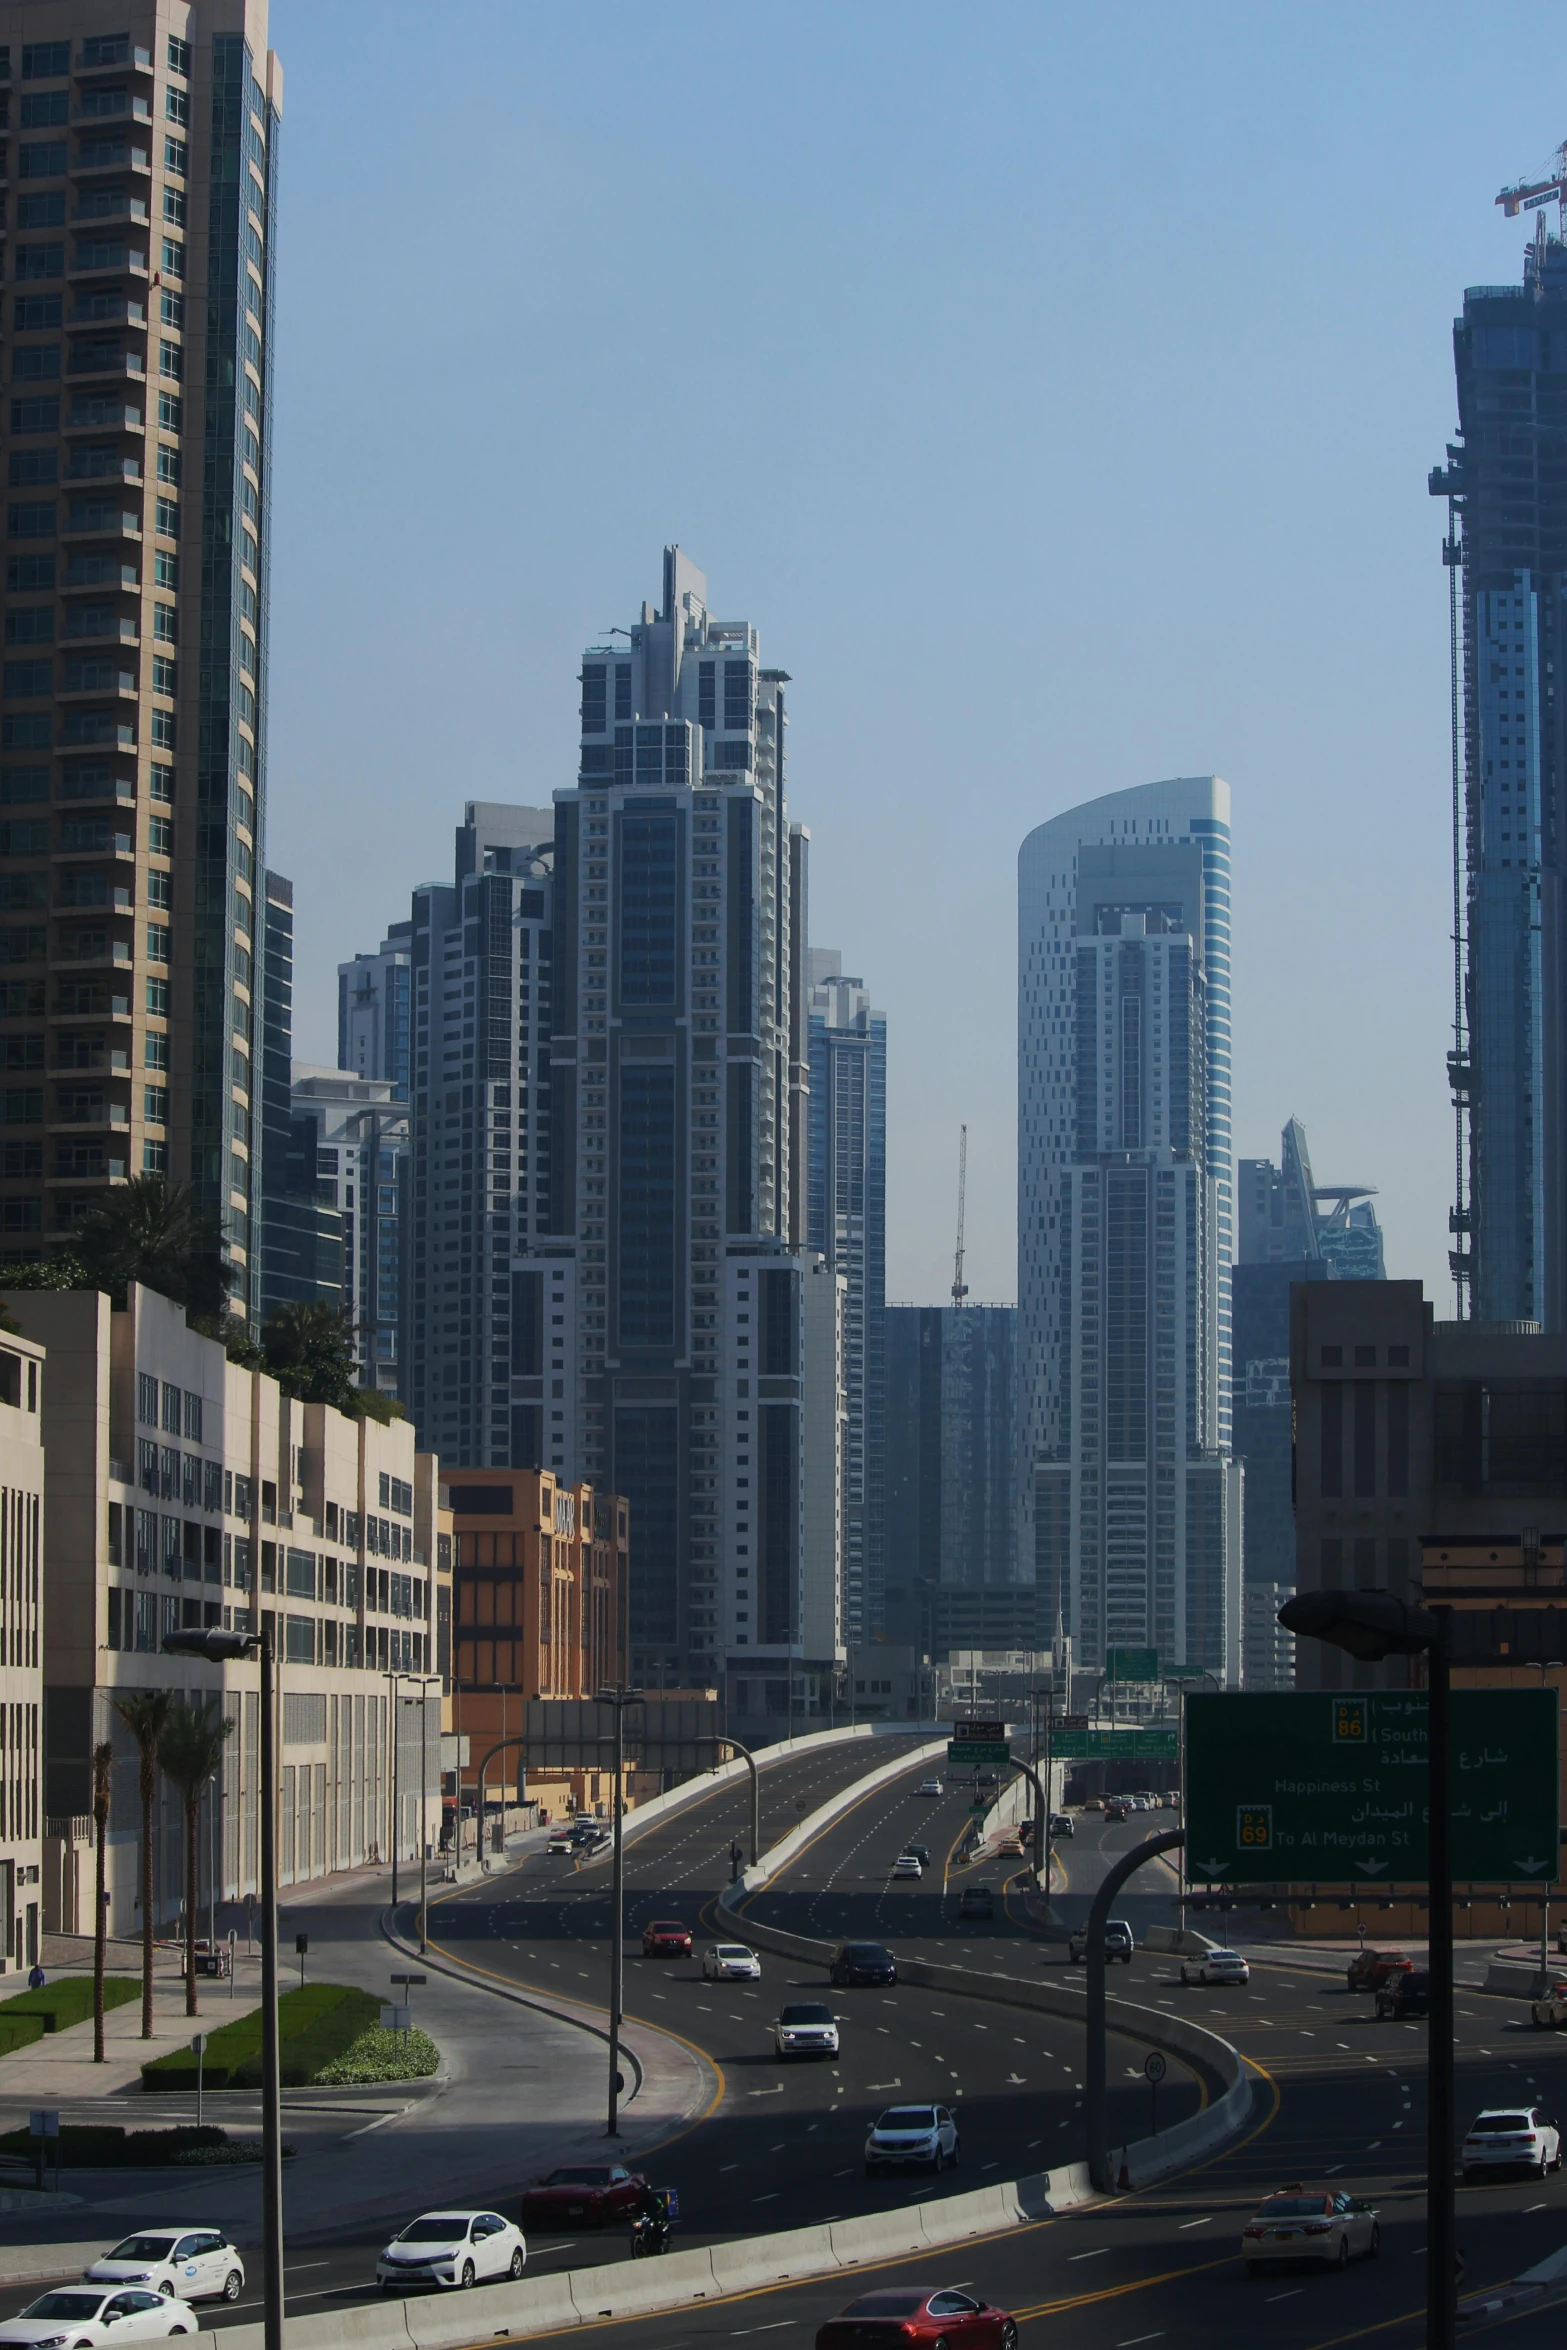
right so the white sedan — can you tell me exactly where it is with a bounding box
[376,2212,526,2292]
[1462,2108,1564,2181]
[891,1852,923,1880]
[701,1942,761,1981]
[1181,1948,1250,1986]
[0,2289,197,2347]
[85,2231,244,2306]
[916,1778,944,1797]
[1242,2188,1379,2273]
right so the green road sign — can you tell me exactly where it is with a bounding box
[1185,1690,1560,1886]
[948,1741,1012,1769]
[1104,1647,1160,1683]
[1053,1728,1178,1760]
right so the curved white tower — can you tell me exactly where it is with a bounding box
[1017,778,1239,1681]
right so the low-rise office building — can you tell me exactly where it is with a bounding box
[0,1331,45,1974]
[19,1284,448,1935]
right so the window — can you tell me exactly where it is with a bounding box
[159,292,183,331]
[167,35,191,76]
[10,399,59,435]
[3,610,51,646]
[5,557,53,593]
[146,871,169,910]
[143,1085,166,1124]
[13,294,61,333]
[163,136,186,176]
[137,1369,157,1426]
[165,88,187,126]
[156,445,179,486]
[162,1380,180,1434]
[21,42,70,78]
[153,550,178,589]
[162,189,185,228]
[147,815,171,854]
[2,662,50,699]
[150,711,175,749]
[147,923,170,963]
[19,93,67,128]
[19,143,67,179]
[145,976,168,1015]
[151,655,176,696]
[144,1032,166,1069]
[14,244,62,282]
[157,391,182,432]
[16,194,66,230]
[149,762,172,803]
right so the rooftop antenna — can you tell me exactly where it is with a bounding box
[951,1124,969,1310]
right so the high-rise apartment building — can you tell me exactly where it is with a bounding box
[520,548,843,1722]
[883,1303,1016,1653]
[1018,779,1241,1680]
[290,1065,408,1397]
[0,5,281,1311]
[1238,1117,1384,1281]
[1434,211,1567,1326]
[338,925,411,1098]
[805,948,885,1643]
[257,870,339,1316]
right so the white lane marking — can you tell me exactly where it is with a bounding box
[1178,2215,1212,2229]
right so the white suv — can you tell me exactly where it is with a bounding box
[773,2001,840,2059]
[864,2103,960,2175]
[1462,2107,1563,2180]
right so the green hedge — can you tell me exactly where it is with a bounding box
[315,2024,440,2085]
[141,1983,383,2092]
[0,2124,229,2169]
[0,1976,139,2056]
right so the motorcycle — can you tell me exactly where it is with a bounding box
[630,2213,671,2259]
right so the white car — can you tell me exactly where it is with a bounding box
[1462,2107,1564,2181]
[701,1942,761,1981]
[891,1852,923,1880]
[1242,2188,1378,2273]
[1181,1948,1250,1986]
[864,2102,960,2175]
[376,2211,526,2292]
[916,1778,944,1797]
[773,2000,840,2058]
[546,1826,575,1855]
[0,2289,197,2346]
[85,2231,244,2306]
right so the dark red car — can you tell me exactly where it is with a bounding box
[1346,1948,1409,1992]
[641,1919,692,1958]
[816,2286,1018,2348]
[520,2164,647,2230]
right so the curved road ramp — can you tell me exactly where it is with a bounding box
[196,1742,1258,2346]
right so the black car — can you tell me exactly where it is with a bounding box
[1375,1967,1430,2019]
[903,1843,932,1868]
[831,1941,897,1988]
[1067,1919,1134,1962]
[958,1884,995,1921]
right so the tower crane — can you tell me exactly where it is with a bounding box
[1496,141,1567,230]
[951,1124,969,1310]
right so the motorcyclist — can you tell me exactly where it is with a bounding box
[630,2181,670,2254]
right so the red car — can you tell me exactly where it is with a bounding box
[816,2286,1017,2348]
[520,2164,647,2229]
[1346,1948,1409,1992]
[641,1919,693,1958]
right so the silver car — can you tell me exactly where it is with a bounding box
[864,2103,960,2175]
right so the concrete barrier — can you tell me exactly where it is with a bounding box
[283,2299,416,2350]
[1484,1960,1550,1999]
[406,2272,580,2345]
[1143,1925,1217,1958]
[565,2245,721,2321]
[707,2223,839,2293]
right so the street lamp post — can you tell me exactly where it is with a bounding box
[164,1621,283,2350]
[1279,1590,1455,2350]
[595,1684,643,2138]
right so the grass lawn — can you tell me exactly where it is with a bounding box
[141,1983,383,2091]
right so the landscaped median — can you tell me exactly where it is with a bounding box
[0,1975,140,2055]
[141,1984,440,2091]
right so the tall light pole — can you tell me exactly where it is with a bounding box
[165,1623,282,2350]
[595,1684,642,2137]
[1280,1590,1455,2350]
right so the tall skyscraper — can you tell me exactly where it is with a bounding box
[0,6,282,1311]
[882,1303,1016,1652]
[290,1065,408,1397]
[1434,204,1567,1326]
[519,548,843,1722]
[1238,1117,1384,1280]
[806,948,885,1644]
[1018,779,1241,1680]
[378,802,557,1468]
[338,925,412,1099]
[257,870,339,1315]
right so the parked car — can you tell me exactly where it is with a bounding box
[774,2001,840,2059]
[831,1941,897,1987]
[1050,1811,1076,1838]
[519,2168,645,2230]
[815,2288,1017,2349]
[1375,1967,1430,2019]
[864,2104,960,2176]
[85,2233,244,2305]
[1241,2187,1379,2273]
[1345,1947,1409,1992]
[916,1778,945,1798]
[1180,1948,1250,1987]
[1462,2108,1563,2181]
[958,1883,995,1921]
[375,2212,526,2293]
[0,2291,198,2346]
[641,1920,692,1959]
[701,1943,761,1982]
[1531,1978,1567,2029]
[1068,1919,1134,1963]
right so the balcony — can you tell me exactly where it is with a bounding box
[53,930,132,967]
[55,881,132,914]
[70,141,151,181]
[71,297,145,330]
[74,43,153,80]
[57,713,134,750]
[73,191,148,226]
[60,503,140,541]
[52,1045,129,1073]
[75,94,151,127]
[54,829,134,861]
[58,663,135,699]
[52,989,131,1022]
[69,247,148,284]
[65,400,142,435]
[66,348,144,385]
[50,1152,128,1185]
[63,554,138,590]
[65,452,141,485]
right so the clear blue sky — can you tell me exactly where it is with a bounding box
[265,0,1555,1309]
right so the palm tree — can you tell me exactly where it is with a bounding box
[76,1175,229,1319]
[159,1702,234,2018]
[113,1691,174,2038]
[259,1300,360,1409]
[91,1739,113,2064]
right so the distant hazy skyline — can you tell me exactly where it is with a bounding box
[265,0,1554,1311]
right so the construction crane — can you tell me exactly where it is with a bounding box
[951,1124,969,1310]
[1496,141,1567,230]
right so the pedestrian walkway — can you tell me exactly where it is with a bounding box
[0,1947,249,2108]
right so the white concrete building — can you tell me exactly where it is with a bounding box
[15,1285,448,1937]
[1018,779,1241,1680]
[0,1330,44,1975]
[292,1067,411,1399]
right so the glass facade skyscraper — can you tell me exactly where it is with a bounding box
[1018,779,1241,1680]
[1437,221,1567,1326]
